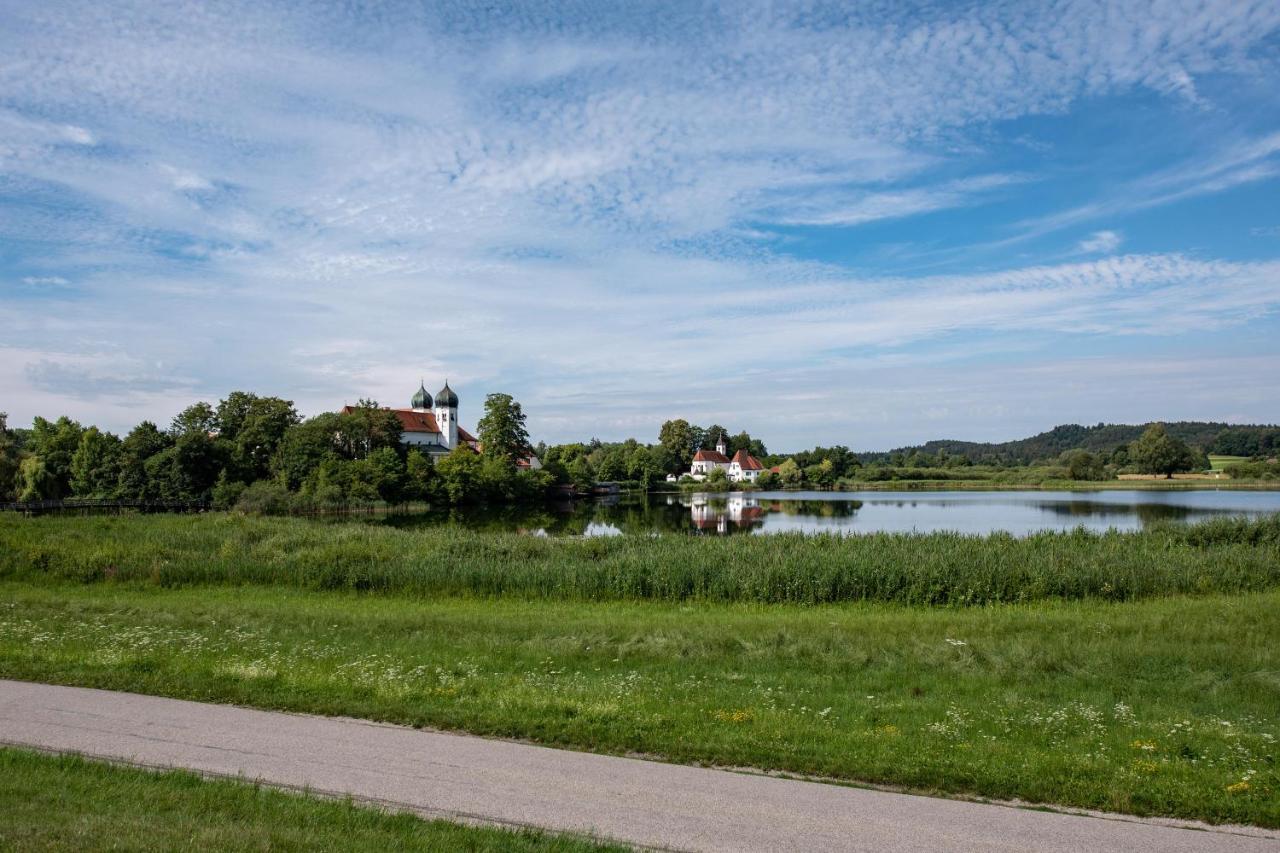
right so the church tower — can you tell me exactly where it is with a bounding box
[434,380,459,449]
[715,432,728,456]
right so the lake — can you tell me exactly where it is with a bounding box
[384,489,1280,537]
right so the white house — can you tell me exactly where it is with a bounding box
[687,435,765,483]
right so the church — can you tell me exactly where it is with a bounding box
[341,380,479,459]
[341,380,540,468]
[688,434,766,483]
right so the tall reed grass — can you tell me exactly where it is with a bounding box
[2,513,1278,605]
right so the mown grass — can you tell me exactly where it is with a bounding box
[3,513,1279,605]
[0,748,620,852]
[2,583,1276,827]
[1210,455,1250,471]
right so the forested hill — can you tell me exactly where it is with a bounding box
[868,422,1280,465]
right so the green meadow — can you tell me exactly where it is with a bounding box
[0,748,619,852]
[1,513,1278,827]
[1210,455,1251,471]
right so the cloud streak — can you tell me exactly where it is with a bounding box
[1,1,1279,447]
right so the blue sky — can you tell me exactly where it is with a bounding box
[1,0,1278,451]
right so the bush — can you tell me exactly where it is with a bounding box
[233,480,293,515]
[211,475,247,510]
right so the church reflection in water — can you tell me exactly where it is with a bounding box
[687,495,767,534]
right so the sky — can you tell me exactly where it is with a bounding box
[1,0,1279,452]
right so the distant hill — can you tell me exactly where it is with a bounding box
[864,422,1280,465]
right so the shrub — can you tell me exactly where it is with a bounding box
[233,480,293,515]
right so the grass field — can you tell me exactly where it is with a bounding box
[2,581,1276,827]
[1210,455,1251,471]
[0,748,618,852]
[3,513,1280,605]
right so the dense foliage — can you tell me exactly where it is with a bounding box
[869,421,1276,467]
[0,394,551,508]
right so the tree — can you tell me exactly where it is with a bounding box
[17,456,56,501]
[144,432,224,501]
[1062,450,1108,481]
[705,424,728,448]
[69,427,122,497]
[24,416,85,498]
[347,446,406,504]
[658,419,697,470]
[704,466,729,489]
[728,430,766,458]
[776,458,802,485]
[404,449,437,501]
[170,402,216,436]
[336,400,402,459]
[1130,423,1197,478]
[272,413,341,491]
[216,393,299,482]
[476,393,531,465]
[436,446,482,503]
[805,458,835,485]
[566,456,594,493]
[594,446,627,481]
[0,413,20,501]
[115,421,172,500]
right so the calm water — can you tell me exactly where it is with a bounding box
[384,489,1280,537]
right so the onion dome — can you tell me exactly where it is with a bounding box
[435,380,459,408]
[411,380,431,409]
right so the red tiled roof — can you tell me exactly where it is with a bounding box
[693,449,731,463]
[339,405,480,445]
[731,449,764,470]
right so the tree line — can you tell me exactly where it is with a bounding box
[0,392,548,508]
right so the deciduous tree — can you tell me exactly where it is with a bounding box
[476,393,531,465]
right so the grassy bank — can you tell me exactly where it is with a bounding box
[3,513,1279,605]
[0,748,618,852]
[1,582,1276,827]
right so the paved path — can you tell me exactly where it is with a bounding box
[1,680,1276,852]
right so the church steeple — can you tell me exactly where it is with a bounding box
[410,379,431,411]
[433,379,459,448]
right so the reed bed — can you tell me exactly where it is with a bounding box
[3,513,1278,605]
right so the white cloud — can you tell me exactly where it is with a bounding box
[1,1,1279,446]
[1077,230,1123,254]
[19,276,71,286]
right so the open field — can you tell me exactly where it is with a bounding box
[1211,456,1251,471]
[0,748,617,852]
[1,581,1277,827]
[3,513,1280,605]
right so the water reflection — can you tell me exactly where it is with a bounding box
[379,489,1280,537]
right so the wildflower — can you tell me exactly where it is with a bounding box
[1226,781,1250,794]
[944,638,967,646]
[876,724,901,737]
[1130,739,1158,752]
[712,709,754,724]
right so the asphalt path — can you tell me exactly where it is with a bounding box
[2,680,1276,852]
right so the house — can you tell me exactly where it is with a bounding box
[342,380,539,468]
[687,435,765,483]
[690,495,766,532]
